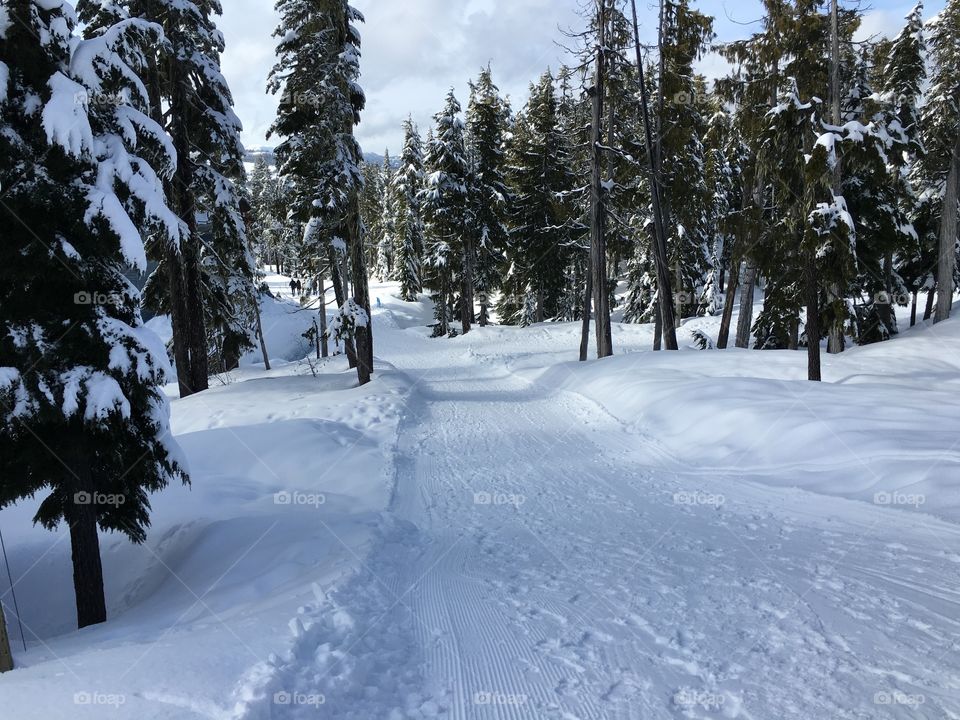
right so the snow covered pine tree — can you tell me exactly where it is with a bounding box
[270,0,373,384]
[0,0,188,628]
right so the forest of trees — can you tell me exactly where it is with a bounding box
[0,0,372,629]
[0,0,958,633]
[251,0,959,383]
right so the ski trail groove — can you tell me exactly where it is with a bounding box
[272,341,960,719]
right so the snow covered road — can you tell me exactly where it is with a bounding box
[291,329,960,719]
[3,290,959,719]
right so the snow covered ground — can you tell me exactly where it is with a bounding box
[1,281,959,718]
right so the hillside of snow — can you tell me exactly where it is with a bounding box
[1,281,958,719]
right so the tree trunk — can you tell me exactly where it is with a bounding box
[460,232,474,335]
[0,605,12,672]
[183,236,208,392]
[735,263,757,348]
[68,461,106,629]
[630,0,678,350]
[935,140,960,323]
[253,292,271,370]
[147,39,193,398]
[910,291,918,327]
[653,300,663,351]
[876,251,897,338]
[590,0,613,359]
[165,246,194,397]
[319,275,329,358]
[924,274,937,321]
[168,60,208,394]
[579,257,593,361]
[804,250,822,381]
[826,0,845,355]
[349,212,373,385]
[717,262,740,349]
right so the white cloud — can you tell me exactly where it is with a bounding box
[218,0,944,155]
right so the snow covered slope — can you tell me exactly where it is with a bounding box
[1,282,958,719]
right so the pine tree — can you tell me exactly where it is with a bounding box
[0,1,188,628]
[466,66,510,326]
[393,118,425,301]
[78,0,254,396]
[376,152,396,281]
[501,71,576,324]
[270,0,373,383]
[422,90,470,336]
[655,0,715,320]
[919,0,960,322]
[880,3,929,329]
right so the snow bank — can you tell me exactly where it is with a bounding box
[514,319,960,521]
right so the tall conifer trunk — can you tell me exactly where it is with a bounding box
[935,141,960,323]
[67,458,106,629]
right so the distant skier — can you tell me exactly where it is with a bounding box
[376,297,382,309]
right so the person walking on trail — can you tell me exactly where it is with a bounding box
[289,278,297,297]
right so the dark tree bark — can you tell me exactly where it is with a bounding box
[826,0,845,355]
[804,250,822,381]
[0,605,13,672]
[630,0,678,350]
[165,247,194,397]
[589,0,613,359]
[580,256,593,361]
[460,232,475,335]
[349,212,373,385]
[735,262,757,349]
[253,292,271,370]
[68,462,106,629]
[319,275,329,358]
[935,141,960,323]
[924,273,937,321]
[875,252,897,339]
[717,262,740,349]
[168,59,208,393]
[147,37,194,397]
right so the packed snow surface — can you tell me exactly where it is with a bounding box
[1,281,959,719]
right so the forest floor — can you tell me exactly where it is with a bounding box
[1,280,959,719]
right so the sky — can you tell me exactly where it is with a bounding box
[219,0,941,157]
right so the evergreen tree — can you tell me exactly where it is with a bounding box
[393,118,426,301]
[422,90,470,336]
[466,66,510,326]
[78,0,253,396]
[655,0,715,319]
[919,0,960,322]
[376,152,396,281]
[0,0,188,628]
[270,0,373,383]
[501,71,576,324]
